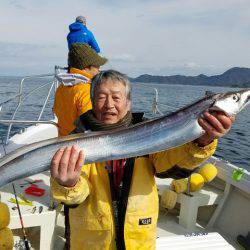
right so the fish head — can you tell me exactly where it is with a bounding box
[211,89,250,116]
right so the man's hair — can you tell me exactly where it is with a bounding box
[90,70,131,103]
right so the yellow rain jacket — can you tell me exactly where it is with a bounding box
[51,140,217,250]
[53,68,93,136]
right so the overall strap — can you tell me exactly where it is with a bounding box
[107,158,135,250]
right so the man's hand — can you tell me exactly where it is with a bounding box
[195,111,235,147]
[50,145,84,187]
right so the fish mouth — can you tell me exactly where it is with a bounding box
[244,89,250,103]
[237,88,250,112]
[240,93,250,111]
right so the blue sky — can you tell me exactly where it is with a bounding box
[0,0,249,76]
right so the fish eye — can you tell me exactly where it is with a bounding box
[232,94,240,102]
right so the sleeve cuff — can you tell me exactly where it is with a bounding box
[188,139,218,159]
[51,176,90,205]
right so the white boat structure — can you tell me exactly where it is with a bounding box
[0,68,249,250]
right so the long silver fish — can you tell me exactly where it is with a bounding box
[0,89,249,188]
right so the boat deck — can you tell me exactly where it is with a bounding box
[8,174,239,249]
[12,202,238,249]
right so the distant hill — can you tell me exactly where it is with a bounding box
[131,67,250,88]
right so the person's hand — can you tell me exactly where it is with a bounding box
[195,111,235,147]
[50,145,84,187]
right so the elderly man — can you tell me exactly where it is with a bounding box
[50,70,234,250]
[67,16,101,53]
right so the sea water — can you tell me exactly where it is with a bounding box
[0,77,249,170]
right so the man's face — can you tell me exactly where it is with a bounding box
[93,79,130,124]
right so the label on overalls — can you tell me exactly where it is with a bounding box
[139,217,152,225]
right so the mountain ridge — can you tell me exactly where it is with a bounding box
[131,67,250,87]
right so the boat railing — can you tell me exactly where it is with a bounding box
[0,66,67,145]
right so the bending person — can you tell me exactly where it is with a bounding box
[67,16,101,53]
[50,70,234,250]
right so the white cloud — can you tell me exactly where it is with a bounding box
[0,0,250,76]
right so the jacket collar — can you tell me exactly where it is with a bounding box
[55,68,93,87]
[69,68,93,80]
